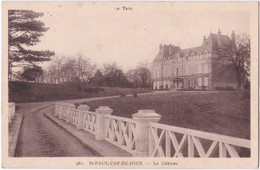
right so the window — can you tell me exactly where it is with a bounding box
[186,66,189,75]
[198,65,201,74]
[204,64,208,73]
[176,68,179,76]
[201,64,205,73]
[198,78,202,86]
[204,77,208,86]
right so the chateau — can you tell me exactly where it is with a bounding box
[151,30,237,90]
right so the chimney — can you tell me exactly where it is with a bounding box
[203,36,206,44]
[169,44,173,55]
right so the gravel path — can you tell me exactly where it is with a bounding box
[14,92,172,157]
[15,103,97,157]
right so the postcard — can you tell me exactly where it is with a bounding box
[2,1,258,169]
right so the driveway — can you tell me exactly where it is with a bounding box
[15,95,123,157]
[14,91,181,157]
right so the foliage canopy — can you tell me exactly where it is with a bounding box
[8,10,54,80]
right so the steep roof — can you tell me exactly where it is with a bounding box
[153,45,181,62]
[180,46,208,55]
[152,31,232,62]
[210,33,231,45]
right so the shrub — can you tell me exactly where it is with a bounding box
[92,87,99,93]
[84,87,103,93]
[215,86,235,91]
[202,86,207,90]
[133,93,138,98]
[9,81,31,93]
[77,85,82,91]
[85,87,93,93]
[120,93,126,97]
[241,90,250,100]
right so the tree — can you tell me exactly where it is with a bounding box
[105,69,130,87]
[102,62,118,76]
[41,55,96,85]
[101,62,130,87]
[61,58,77,83]
[20,65,43,82]
[74,54,96,83]
[216,33,250,90]
[134,63,152,88]
[8,10,54,80]
[91,69,106,86]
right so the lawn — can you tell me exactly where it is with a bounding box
[82,91,250,140]
[9,81,151,103]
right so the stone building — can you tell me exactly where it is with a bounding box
[151,30,237,90]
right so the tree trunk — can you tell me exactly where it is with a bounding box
[236,68,241,90]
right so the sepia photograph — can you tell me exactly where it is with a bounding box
[2,1,258,169]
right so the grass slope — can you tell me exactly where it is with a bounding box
[9,81,151,103]
[84,92,250,139]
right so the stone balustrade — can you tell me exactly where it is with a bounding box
[55,102,251,157]
[9,102,16,123]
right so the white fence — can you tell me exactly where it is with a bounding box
[104,115,137,154]
[148,122,250,158]
[82,110,96,134]
[55,103,250,157]
[9,102,16,123]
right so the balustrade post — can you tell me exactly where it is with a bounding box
[77,104,90,129]
[67,103,75,123]
[58,103,65,119]
[54,103,60,117]
[132,110,161,157]
[95,106,113,141]
[8,103,15,123]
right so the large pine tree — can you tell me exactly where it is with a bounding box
[8,10,54,80]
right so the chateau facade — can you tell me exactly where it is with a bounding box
[151,30,237,90]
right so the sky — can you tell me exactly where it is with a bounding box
[28,2,250,71]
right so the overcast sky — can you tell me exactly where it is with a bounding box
[29,2,250,71]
